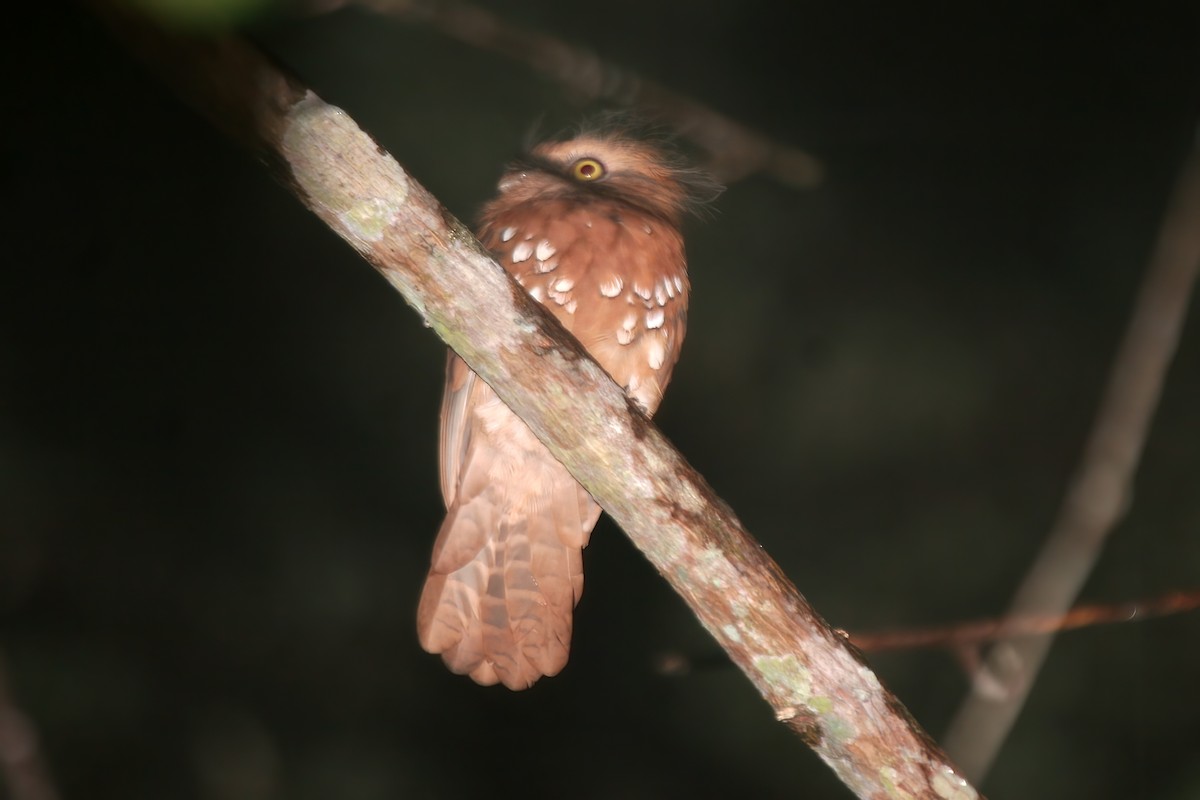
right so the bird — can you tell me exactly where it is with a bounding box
[417,122,717,690]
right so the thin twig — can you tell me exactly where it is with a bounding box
[88,3,977,797]
[356,0,824,187]
[942,143,1200,782]
[848,588,1200,653]
[655,588,1200,677]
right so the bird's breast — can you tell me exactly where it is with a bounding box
[479,203,689,414]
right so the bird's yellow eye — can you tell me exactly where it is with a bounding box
[571,158,605,182]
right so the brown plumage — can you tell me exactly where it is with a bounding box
[417,124,715,690]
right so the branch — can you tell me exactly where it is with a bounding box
[89,4,978,798]
[0,651,59,800]
[943,142,1200,780]
[356,0,824,188]
[848,588,1200,653]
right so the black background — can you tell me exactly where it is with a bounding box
[3,2,1199,798]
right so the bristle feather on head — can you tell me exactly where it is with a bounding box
[497,114,722,224]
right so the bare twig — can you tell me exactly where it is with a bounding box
[89,3,976,797]
[656,588,1200,678]
[356,0,824,188]
[943,144,1200,781]
[848,588,1200,653]
[0,652,60,800]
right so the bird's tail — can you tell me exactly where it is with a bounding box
[417,467,599,690]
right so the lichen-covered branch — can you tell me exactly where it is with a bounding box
[89,3,979,797]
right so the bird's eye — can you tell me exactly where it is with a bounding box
[570,158,605,182]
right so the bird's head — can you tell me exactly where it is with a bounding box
[493,122,721,225]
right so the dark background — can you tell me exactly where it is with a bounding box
[3,2,1199,798]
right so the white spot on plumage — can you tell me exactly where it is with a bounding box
[599,275,623,297]
[535,240,556,261]
[550,290,568,306]
[645,308,665,329]
[500,226,516,242]
[655,283,668,306]
[642,223,653,235]
[528,284,545,302]
[512,241,533,263]
[664,278,676,299]
[626,374,657,413]
[621,312,639,331]
[617,327,635,345]
[633,283,652,301]
[565,299,578,314]
[674,275,685,293]
[535,259,558,273]
[524,232,534,240]
[648,338,667,370]
[553,277,575,292]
